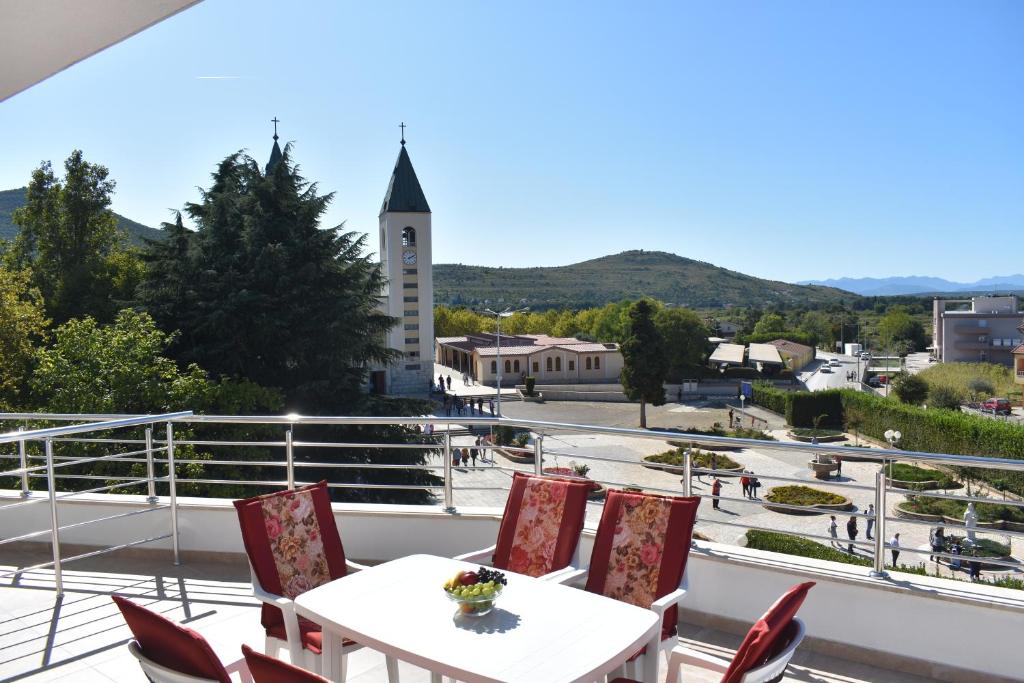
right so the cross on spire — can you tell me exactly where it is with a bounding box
[271,116,280,141]
[399,121,406,146]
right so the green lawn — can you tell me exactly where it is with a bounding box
[765,485,847,506]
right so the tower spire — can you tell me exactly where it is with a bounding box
[266,116,283,173]
[272,116,280,141]
[399,121,406,146]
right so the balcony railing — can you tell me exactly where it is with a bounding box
[2,411,1023,596]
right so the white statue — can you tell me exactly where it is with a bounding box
[964,502,978,543]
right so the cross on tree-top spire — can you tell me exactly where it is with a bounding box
[400,121,406,146]
[271,116,280,141]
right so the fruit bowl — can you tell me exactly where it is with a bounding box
[443,567,507,617]
[445,584,502,616]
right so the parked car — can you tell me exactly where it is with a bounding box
[860,352,871,360]
[878,375,889,385]
[819,365,831,373]
[829,359,842,367]
[867,376,881,387]
[982,398,1011,415]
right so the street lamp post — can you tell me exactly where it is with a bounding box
[484,306,528,418]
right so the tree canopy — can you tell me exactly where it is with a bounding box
[6,151,142,323]
[620,299,668,427]
[655,307,709,382]
[138,146,398,411]
[878,306,927,352]
[0,267,48,409]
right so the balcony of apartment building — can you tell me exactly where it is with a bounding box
[953,335,990,350]
[2,412,1023,683]
[953,322,992,335]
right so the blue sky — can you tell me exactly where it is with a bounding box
[2,0,1021,283]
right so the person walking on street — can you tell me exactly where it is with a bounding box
[749,475,760,499]
[866,504,875,540]
[890,532,901,566]
[446,375,452,391]
[470,442,478,468]
[438,374,444,390]
[488,398,495,415]
[828,515,839,548]
[740,473,750,499]
[846,515,858,554]
[477,397,484,414]
[834,454,842,478]
[930,526,945,562]
[969,552,981,581]
[728,408,734,426]
[444,394,452,417]
[711,477,723,510]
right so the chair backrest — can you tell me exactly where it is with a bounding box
[720,582,815,683]
[492,471,595,577]
[585,490,700,640]
[112,596,230,683]
[739,618,806,683]
[233,481,348,630]
[242,644,329,682]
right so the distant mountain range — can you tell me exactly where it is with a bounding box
[0,187,163,246]
[799,275,1024,297]
[435,250,855,309]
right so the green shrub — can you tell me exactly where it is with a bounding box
[525,376,536,396]
[745,530,870,567]
[884,463,959,489]
[891,372,929,405]
[765,485,847,506]
[494,425,515,446]
[788,390,843,427]
[752,382,787,414]
[928,385,963,410]
[901,495,1024,524]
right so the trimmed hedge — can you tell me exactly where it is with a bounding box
[750,383,842,427]
[752,381,787,415]
[745,530,870,567]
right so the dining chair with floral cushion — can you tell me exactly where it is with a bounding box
[610,581,814,683]
[556,489,701,683]
[233,481,397,683]
[454,470,596,579]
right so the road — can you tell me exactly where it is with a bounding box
[798,351,864,392]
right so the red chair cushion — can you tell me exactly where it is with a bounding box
[492,471,595,577]
[112,595,230,683]
[720,581,815,683]
[242,644,328,682]
[264,617,358,655]
[585,490,700,641]
[233,482,348,631]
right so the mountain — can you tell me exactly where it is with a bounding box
[799,275,1024,297]
[0,187,163,246]
[434,250,856,309]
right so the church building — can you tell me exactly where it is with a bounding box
[371,131,435,394]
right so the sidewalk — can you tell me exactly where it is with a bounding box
[432,362,519,399]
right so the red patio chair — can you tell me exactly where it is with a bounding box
[233,481,397,681]
[611,581,814,683]
[455,471,595,578]
[557,489,700,683]
[243,644,329,683]
[112,595,247,683]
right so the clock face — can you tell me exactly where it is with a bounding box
[403,250,417,265]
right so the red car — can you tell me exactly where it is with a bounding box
[982,398,1011,415]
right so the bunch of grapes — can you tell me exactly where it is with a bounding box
[476,566,507,586]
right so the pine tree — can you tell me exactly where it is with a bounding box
[620,299,668,428]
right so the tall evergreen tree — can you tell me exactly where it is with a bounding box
[7,151,142,323]
[620,299,668,428]
[139,145,398,412]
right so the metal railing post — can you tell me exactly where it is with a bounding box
[166,422,180,566]
[145,427,157,503]
[870,464,888,578]
[442,431,454,513]
[286,428,295,490]
[18,428,29,497]
[534,435,544,475]
[682,445,693,497]
[44,438,63,595]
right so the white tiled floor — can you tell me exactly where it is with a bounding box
[0,549,932,683]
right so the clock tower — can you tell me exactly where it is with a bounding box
[378,134,434,394]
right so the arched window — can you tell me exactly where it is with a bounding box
[491,361,497,374]
[402,227,416,246]
[504,360,511,373]
[546,357,553,372]
[555,357,561,371]
[586,357,592,370]
[513,359,520,372]
[594,356,601,369]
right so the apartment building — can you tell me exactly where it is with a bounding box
[932,295,1024,365]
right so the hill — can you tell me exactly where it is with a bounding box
[800,274,1024,296]
[0,187,163,246]
[433,250,857,309]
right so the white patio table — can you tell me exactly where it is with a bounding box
[293,553,661,683]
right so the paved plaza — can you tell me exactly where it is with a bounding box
[433,399,1022,583]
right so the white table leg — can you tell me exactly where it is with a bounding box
[321,632,339,682]
[429,673,442,683]
[385,654,399,683]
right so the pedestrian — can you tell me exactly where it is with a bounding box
[456,397,464,416]
[834,454,842,477]
[740,473,750,499]
[728,408,734,425]
[470,443,478,468]
[828,515,839,548]
[846,515,858,554]
[749,476,760,499]
[477,397,484,414]
[453,448,461,467]
[444,394,452,417]
[890,532,901,566]
[488,398,495,415]
[969,552,981,581]
[438,374,444,390]
[711,477,723,510]
[446,375,452,390]
[865,504,875,540]
[930,526,945,562]
[950,541,962,571]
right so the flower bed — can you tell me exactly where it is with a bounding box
[897,496,1024,531]
[642,448,742,476]
[542,466,605,500]
[789,428,846,443]
[885,463,961,491]
[763,485,853,515]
